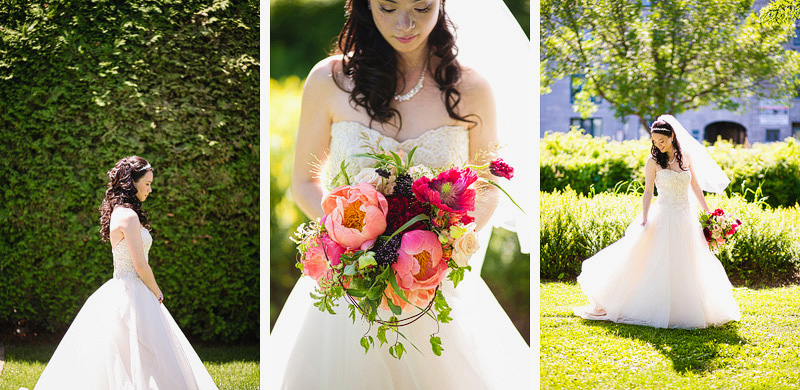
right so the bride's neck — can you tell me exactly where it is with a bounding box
[395,47,430,75]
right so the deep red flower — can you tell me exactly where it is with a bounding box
[385,195,431,235]
[489,158,514,180]
[412,168,477,216]
[703,227,711,242]
[712,208,725,217]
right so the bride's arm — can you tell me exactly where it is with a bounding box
[641,158,657,226]
[462,69,499,233]
[113,208,163,302]
[686,154,711,213]
[291,58,338,220]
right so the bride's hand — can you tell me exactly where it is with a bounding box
[641,217,647,227]
[155,288,164,304]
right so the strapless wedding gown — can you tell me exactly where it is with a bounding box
[269,121,530,389]
[34,227,218,390]
[574,168,740,329]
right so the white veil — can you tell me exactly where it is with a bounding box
[447,0,533,253]
[657,114,730,194]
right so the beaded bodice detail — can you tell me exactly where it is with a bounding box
[112,227,152,280]
[327,121,469,190]
[655,169,691,208]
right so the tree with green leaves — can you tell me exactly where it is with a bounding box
[541,0,800,129]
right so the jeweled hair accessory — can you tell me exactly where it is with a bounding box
[137,163,151,172]
[650,126,672,134]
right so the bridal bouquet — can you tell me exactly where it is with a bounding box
[292,147,517,359]
[699,208,742,251]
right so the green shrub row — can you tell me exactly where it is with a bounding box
[540,188,800,285]
[0,0,259,342]
[541,129,800,208]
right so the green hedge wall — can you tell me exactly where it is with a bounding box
[540,189,800,285]
[0,0,259,342]
[541,129,800,208]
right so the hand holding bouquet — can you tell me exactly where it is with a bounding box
[699,208,742,251]
[292,147,518,359]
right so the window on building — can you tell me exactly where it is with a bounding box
[570,74,602,104]
[792,123,800,139]
[766,129,780,142]
[794,27,800,46]
[570,117,603,136]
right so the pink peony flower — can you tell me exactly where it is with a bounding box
[302,234,346,282]
[392,230,447,291]
[489,158,514,180]
[381,285,437,313]
[322,183,389,249]
[412,168,477,217]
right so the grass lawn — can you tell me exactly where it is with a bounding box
[0,343,258,390]
[541,282,800,389]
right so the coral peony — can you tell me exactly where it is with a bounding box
[302,234,346,282]
[412,168,477,216]
[322,183,389,249]
[392,230,447,291]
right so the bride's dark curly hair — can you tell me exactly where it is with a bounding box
[334,0,476,129]
[650,119,686,171]
[99,156,153,241]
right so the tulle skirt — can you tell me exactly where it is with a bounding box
[34,277,218,390]
[269,263,531,389]
[574,200,740,329]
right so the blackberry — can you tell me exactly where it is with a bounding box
[375,235,402,266]
[393,173,414,198]
[376,168,391,178]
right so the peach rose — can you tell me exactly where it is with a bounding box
[451,224,480,268]
[302,234,345,282]
[322,183,389,249]
[380,284,437,313]
[392,230,447,291]
[352,167,395,194]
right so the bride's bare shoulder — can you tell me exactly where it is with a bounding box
[304,55,346,93]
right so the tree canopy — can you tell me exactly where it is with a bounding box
[541,0,800,129]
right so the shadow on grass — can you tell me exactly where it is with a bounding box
[582,320,746,374]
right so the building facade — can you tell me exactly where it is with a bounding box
[541,1,800,144]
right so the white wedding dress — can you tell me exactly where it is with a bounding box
[574,168,741,329]
[269,121,531,389]
[34,227,218,390]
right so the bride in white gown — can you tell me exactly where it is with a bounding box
[270,0,530,388]
[574,115,741,329]
[34,156,217,390]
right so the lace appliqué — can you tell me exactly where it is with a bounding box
[655,169,691,209]
[326,121,469,191]
[112,228,153,280]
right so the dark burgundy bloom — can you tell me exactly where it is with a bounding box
[703,228,711,242]
[412,168,477,216]
[385,195,431,235]
[489,158,514,180]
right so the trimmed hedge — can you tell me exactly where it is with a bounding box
[541,129,800,208]
[0,0,259,342]
[540,189,800,285]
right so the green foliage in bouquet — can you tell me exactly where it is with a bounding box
[0,0,259,342]
[541,129,800,208]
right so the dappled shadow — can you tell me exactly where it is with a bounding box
[582,320,746,374]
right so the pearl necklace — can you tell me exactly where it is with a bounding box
[394,62,427,102]
[668,153,676,165]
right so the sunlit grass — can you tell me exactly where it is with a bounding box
[541,282,800,389]
[0,343,259,390]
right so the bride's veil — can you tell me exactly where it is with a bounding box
[658,114,730,194]
[447,0,533,254]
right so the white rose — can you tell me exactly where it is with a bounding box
[451,226,479,267]
[352,167,394,193]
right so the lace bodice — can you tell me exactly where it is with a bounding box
[112,227,152,280]
[655,169,691,208]
[326,121,469,189]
